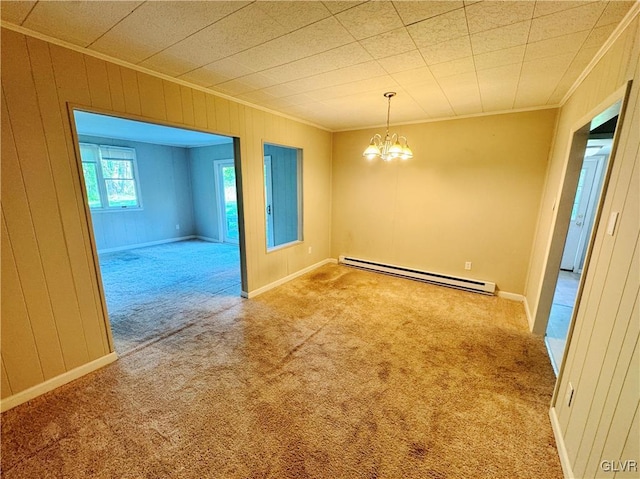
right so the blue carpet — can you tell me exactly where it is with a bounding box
[98,239,242,353]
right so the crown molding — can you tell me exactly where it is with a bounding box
[333,105,560,133]
[0,21,331,132]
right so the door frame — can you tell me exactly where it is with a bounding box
[213,158,239,245]
[532,82,631,338]
[263,155,275,248]
[67,105,250,353]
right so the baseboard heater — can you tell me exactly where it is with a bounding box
[339,256,496,295]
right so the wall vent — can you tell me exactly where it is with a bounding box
[339,256,496,295]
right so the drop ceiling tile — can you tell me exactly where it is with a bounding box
[23,1,142,47]
[261,83,299,99]
[596,1,636,26]
[336,1,403,40]
[280,93,316,106]
[407,8,469,48]
[301,61,388,90]
[524,30,589,62]
[437,71,482,114]
[529,2,606,43]
[438,70,479,91]
[465,1,534,34]
[140,3,289,75]
[306,75,398,102]
[477,63,520,111]
[178,68,232,88]
[520,52,575,79]
[235,72,280,90]
[89,2,249,64]
[0,1,36,24]
[228,17,355,72]
[473,45,525,71]
[515,52,576,106]
[322,1,366,15]
[379,50,426,74]
[140,53,201,78]
[393,1,464,26]
[195,58,256,83]
[257,1,331,30]
[470,20,531,55]
[178,58,255,86]
[479,92,517,112]
[430,56,475,79]
[360,27,416,59]
[237,89,279,104]
[533,1,597,18]
[263,43,373,84]
[514,76,560,108]
[420,36,472,65]
[547,45,600,103]
[407,87,456,118]
[264,61,387,96]
[583,23,618,49]
[476,62,522,84]
[391,66,438,87]
[213,78,258,96]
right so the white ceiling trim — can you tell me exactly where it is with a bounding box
[559,2,640,106]
[333,104,560,133]
[0,20,331,133]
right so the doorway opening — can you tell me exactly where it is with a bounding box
[545,104,620,374]
[71,110,246,353]
[214,159,239,244]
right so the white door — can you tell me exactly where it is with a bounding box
[264,156,274,248]
[560,157,602,271]
[214,160,239,244]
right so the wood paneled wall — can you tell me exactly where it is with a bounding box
[523,17,639,477]
[1,28,332,401]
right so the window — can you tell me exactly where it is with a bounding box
[79,144,141,210]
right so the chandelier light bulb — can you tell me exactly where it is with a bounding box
[362,92,413,162]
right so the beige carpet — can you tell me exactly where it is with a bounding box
[1,264,562,478]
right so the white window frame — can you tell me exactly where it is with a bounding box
[79,143,143,211]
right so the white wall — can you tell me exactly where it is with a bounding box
[80,135,195,251]
[188,142,234,241]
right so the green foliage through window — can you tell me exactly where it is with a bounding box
[79,144,141,210]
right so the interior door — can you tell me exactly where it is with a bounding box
[560,157,599,271]
[214,160,239,244]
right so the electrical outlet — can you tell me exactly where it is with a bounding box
[175,224,180,230]
[465,262,472,270]
[308,246,313,254]
[566,382,575,407]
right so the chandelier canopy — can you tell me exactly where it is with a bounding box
[363,92,413,161]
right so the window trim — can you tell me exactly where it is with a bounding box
[79,143,143,212]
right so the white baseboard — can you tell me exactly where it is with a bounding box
[497,291,525,301]
[195,235,221,243]
[549,407,574,479]
[244,258,338,299]
[0,352,118,413]
[97,235,196,254]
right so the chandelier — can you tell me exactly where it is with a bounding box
[363,92,413,161]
